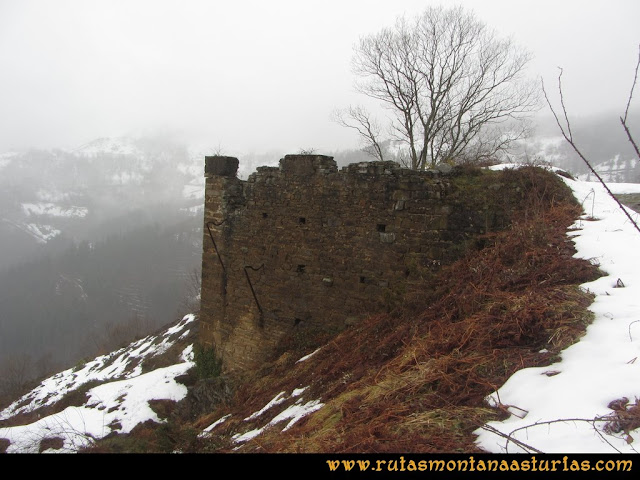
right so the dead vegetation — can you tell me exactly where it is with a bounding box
[604,397,640,445]
[38,436,64,453]
[197,167,602,453]
[34,166,602,454]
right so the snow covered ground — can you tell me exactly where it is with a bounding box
[217,387,324,446]
[0,305,323,453]
[0,314,196,453]
[73,137,142,158]
[476,171,640,453]
[0,218,62,244]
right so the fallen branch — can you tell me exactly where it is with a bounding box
[483,412,640,454]
[480,424,543,454]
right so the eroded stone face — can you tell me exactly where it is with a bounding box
[205,156,239,177]
[200,155,528,374]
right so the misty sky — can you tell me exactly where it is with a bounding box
[0,0,638,156]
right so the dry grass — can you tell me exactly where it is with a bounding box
[198,168,602,453]
[66,167,599,453]
[38,436,64,453]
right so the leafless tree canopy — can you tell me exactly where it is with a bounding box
[338,6,538,169]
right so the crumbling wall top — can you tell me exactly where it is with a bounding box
[205,156,239,177]
[341,161,403,176]
[279,154,337,176]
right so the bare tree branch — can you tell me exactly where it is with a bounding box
[542,73,640,236]
[623,44,640,124]
[482,408,640,454]
[621,44,640,159]
[480,424,543,454]
[332,106,386,162]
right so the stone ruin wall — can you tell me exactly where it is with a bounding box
[200,154,527,374]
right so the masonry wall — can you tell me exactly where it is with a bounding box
[200,155,529,374]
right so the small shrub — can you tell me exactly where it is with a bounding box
[39,437,64,453]
[298,148,317,155]
[193,345,222,380]
[148,399,177,420]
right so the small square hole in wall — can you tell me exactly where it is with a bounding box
[297,265,306,273]
[359,276,366,284]
[299,217,306,224]
[377,224,386,232]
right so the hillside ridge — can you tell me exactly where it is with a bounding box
[2,165,640,453]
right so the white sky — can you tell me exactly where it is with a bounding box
[0,0,638,155]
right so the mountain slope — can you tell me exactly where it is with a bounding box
[195,169,640,454]
[0,315,196,453]
[0,136,205,268]
[2,167,640,454]
[0,136,205,388]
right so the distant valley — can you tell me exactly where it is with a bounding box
[0,136,205,388]
[0,114,637,396]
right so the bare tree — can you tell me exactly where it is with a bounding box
[332,106,386,162]
[178,267,201,315]
[0,353,33,400]
[338,6,538,170]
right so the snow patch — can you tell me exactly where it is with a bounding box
[244,392,288,421]
[296,348,322,363]
[232,386,323,445]
[24,223,61,243]
[109,171,144,185]
[0,314,196,421]
[74,137,140,157]
[475,174,640,453]
[183,184,204,200]
[22,203,88,218]
[270,399,324,432]
[0,362,191,453]
[200,414,231,438]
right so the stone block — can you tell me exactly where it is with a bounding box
[205,156,239,177]
[280,154,336,176]
[379,232,396,244]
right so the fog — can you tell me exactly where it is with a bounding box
[0,0,639,398]
[1,0,639,155]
